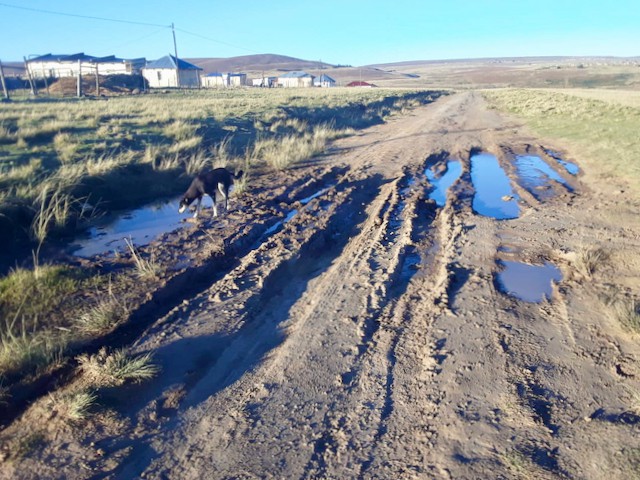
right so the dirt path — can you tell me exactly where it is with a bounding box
[3,92,640,479]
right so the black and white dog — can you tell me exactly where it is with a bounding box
[178,168,244,218]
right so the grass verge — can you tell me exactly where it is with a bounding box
[483,88,640,195]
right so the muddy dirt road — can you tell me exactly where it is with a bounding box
[4,92,640,479]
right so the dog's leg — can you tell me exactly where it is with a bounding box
[218,182,228,213]
[194,197,201,218]
[211,192,218,217]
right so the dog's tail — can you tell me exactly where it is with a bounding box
[234,170,244,179]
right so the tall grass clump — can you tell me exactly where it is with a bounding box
[77,347,160,386]
[53,132,80,163]
[48,389,97,422]
[573,245,608,278]
[0,317,67,376]
[75,295,129,336]
[608,299,640,333]
[124,238,161,279]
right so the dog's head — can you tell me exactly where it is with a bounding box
[178,197,193,214]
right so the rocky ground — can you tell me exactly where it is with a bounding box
[2,91,640,479]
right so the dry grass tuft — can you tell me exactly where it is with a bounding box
[124,238,161,279]
[573,245,608,278]
[607,298,640,333]
[49,389,97,421]
[77,347,160,387]
[75,295,129,335]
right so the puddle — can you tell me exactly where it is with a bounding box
[425,159,462,206]
[544,149,580,175]
[300,186,333,205]
[70,197,188,257]
[496,260,562,303]
[515,155,573,198]
[470,153,519,219]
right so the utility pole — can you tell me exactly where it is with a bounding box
[77,59,82,97]
[0,59,9,100]
[23,56,37,96]
[172,22,180,88]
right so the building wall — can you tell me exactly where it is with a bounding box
[143,68,178,88]
[278,76,314,88]
[142,69,200,88]
[28,61,135,78]
[202,75,226,88]
[178,70,200,88]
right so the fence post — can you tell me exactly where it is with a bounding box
[0,59,9,100]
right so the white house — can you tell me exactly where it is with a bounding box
[202,72,247,88]
[278,71,315,88]
[142,55,202,88]
[26,53,145,78]
[202,73,226,88]
[313,74,337,88]
[252,76,278,87]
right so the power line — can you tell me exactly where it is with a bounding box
[175,27,261,55]
[0,2,170,28]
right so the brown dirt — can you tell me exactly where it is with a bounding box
[2,91,640,479]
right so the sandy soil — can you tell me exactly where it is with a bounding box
[2,91,640,479]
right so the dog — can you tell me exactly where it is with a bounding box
[178,168,244,218]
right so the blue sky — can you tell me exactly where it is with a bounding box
[1,1,638,65]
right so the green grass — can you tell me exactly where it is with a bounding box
[483,88,640,195]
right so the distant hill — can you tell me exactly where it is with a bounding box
[186,54,335,75]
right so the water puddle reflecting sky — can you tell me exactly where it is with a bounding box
[470,153,519,220]
[544,149,580,176]
[70,197,187,257]
[425,159,462,207]
[496,260,562,303]
[515,155,573,198]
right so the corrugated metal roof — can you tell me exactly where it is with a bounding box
[315,74,336,82]
[28,53,145,64]
[145,55,202,70]
[279,71,313,78]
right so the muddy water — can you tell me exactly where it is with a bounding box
[425,160,462,206]
[70,197,188,257]
[470,152,519,220]
[496,260,562,303]
[515,155,572,198]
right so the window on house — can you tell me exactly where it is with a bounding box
[157,71,162,81]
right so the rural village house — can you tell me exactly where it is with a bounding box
[202,72,248,88]
[142,55,202,88]
[251,76,278,87]
[313,74,336,87]
[26,53,145,78]
[278,71,315,88]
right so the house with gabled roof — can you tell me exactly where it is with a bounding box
[313,74,336,88]
[278,71,315,88]
[26,53,145,78]
[142,55,202,88]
